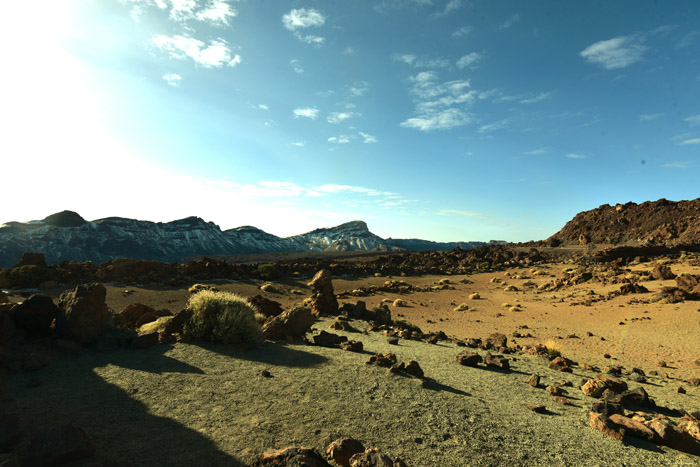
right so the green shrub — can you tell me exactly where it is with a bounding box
[8,265,50,288]
[183,290,264,346]
[257,263,281,281]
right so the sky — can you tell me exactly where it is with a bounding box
[1,0,699,242]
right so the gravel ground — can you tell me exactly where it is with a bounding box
[6,317,700,466]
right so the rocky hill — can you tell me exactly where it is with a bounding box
[546,198,700,247]
[0,211,491,267]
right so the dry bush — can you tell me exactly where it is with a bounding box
[183,290,264,346]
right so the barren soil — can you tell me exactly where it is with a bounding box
[4,257,700,466]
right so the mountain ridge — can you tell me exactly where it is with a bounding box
[0,211,492,267]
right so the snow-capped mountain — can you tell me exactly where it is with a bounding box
[0,211,491,267]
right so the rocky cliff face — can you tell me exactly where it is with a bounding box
[0,212,490,267]
[546,198,700,247]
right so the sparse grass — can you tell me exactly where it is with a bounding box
[393,298,407,307]
[183,290,264,347]
[453,303,469,312]
[139,316,173,335]
[544,339,562,360]
[8,265,50,288]
[257,263,281,281]
[469,293,480,300]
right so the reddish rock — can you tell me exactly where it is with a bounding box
[57,283,109,343]
[588,412,624,440]
[349,448,395,467]
[484,352,510,370]
[679,416,700,442]
[163,308,193,336]
[130,332,159,350]
[590,401,625,417]
[12,295,59,335]
[527,404,546,413]
[609,414,658,442]
[486,333,507,348]
[307,270,339,316]
[326,438,365,467]
[330,320,356,332]
[120,304,156,329]
[246,295,284,318]
[652,264,676,280]
[262,306,315,341]
[546,386,563,396]
[340,340,363,352]
[404,360,424,379]
[602,387,654,409]
[252,446,331,466]
[548,356,572,372]
[456,350,483,367]
[676,274,700,296]
[21,423,95,466]
[367,353,397,368]
[465,338,481,348]
[553,396,571,405]
[649,418,700,456]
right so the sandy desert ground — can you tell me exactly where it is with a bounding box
[3,255,700,465]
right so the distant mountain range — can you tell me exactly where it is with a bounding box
[0,211,496,267]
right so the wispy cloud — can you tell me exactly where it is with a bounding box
[436,0,463,17]
[373,0,432,14]
[152,35,241,68]
[436,209,482,218]
[290,59,304,74]
[327,112,354,124]
[663,161,690,168]
[293,107,319,119]
[566,153,588,159]
[359,131,378,143]
[520,92,553,104]
[392,54,450,68]
[580,35,647,69]
[676,31,699,49]
[132,0,238,26]
[452,25,472,38]
[456,52,482,69]
[498,14,520,30]
[313,184,398,198]
[195,0,237,26]
[291,142,305,147]
[678,137,700,145]
[348,81,369,97]
[282,8,325,45]
[640,113,665,121]
[255,104,269,111]
[344,47,356,55]
[328,135,350,144]
[478,119,509,133]
[162,73,182,86]
[523,148,549,155]
[402,108,471,131]
[684,115,700,126]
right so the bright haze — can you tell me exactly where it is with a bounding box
[1,1,698,242]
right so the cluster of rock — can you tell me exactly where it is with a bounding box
[583,373,700,455]
[252,437,408,466]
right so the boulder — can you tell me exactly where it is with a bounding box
[246,295,284,318]
[307,270,339,316]
[20,424,95,466]
[486,333,507,348]
[366,354,397,368]
[12,295,59,335]
[340,341,363,352]
[590,401,624,417]
[313,331,347,347]
[57,283,108,343]
[252,446,331,466]
[163,309,193,336]
[649,418,700,456]
[326,438,365,467]
[262,306,315,341]
[588,412,624,440]
[349,448,395,467]
[484,352,510,370]
[609,414,658,442]
[13,253,46,268]
[120,304,156,329]
[676,274,700,297]
[548,356,572,372]
[651,264,676,280]
[456,351,482,367]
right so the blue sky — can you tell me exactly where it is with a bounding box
[1,0,699,242]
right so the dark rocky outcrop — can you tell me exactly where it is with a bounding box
[57,283,109,343]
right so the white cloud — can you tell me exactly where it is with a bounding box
[291,142,304,147]
[679,137,700,145]
[498,14,520,30]
[327,112,354,124]
[359,132,378,143]
[436,209,481,217]
[349,81,369,97]
[255,104,269,110]
[452,25,472,38]
[313,184,397,198]
[393,54,449,68]
[456,52,482,69]
[293,107,319,119]
[162,73,182,86]
[640,113,664,121]
[523,148,548,155]
[168,0,197,21]
[436,0,463,17]
[152,35,241,68]
[282,8,325,45]
[195,0,237,26]
[676,31,699,49]
[520,92,552,104]
[684,115,700,126]
[344,47,356,55]
[566,153,588,159]
[401,108,471,131]
[478,119,509,133]
[580,35,647,69]
[290,59,304,74]
[328,135,350,144]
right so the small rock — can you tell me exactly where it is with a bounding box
[546,386,563,396]
[456,351,482,367]
[313,331,347,347]
[656,361,667,368]
[527,404,546,414]
[484,352,509,370]
[326,438,365,467]
[403,360,424,379]
[554,396,571,405]
[387,337,399,345]
[528,375,540,387]
[548,356,572,372]
[349,448,394,467]
[252,446,331,466]
[678,386,686,394]
[261,370,271,378]
[590,401,625,417]
[340,340,363,352]
[688,378,700,386]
